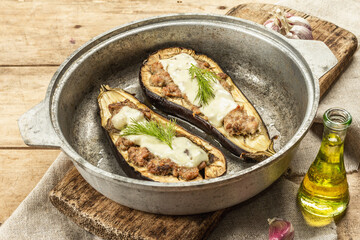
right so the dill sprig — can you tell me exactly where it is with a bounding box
[120,119,176,149]
[189,64,219,106]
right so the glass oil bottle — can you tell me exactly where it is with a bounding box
[297,108,352,218]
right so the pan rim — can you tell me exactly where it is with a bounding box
[47,13,319,190]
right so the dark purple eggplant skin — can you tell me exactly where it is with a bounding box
[139,74,245,157]
[104,128,152,181]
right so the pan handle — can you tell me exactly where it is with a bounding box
[18,101,62,148]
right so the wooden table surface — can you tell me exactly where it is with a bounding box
[1,0,359,238]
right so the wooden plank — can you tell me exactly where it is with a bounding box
[0,66,58,147]
[0,149,60,223]
[50,166,360,239]
[226,3,358,97]
[0,0,276,66]
[49,167,225,240]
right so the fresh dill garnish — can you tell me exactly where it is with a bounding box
[120,119,176,149]
[189,64,219,106]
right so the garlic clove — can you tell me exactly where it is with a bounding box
[264,8,313,40]
[288,25,313,40]
[268,217,295,240]
[288,16,312,31]
[264,20,281,33]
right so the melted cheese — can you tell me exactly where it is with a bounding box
[112,106,208,167]
[160,53,237,127]
[124,135,208,168]
[111,106,146,129]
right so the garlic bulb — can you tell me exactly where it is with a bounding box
[268,217,294,240]
[264,9,313,40]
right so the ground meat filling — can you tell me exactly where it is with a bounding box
[149,62,182,97]
[116,137,135,151]
[108,101,207,181]
[148,58,259,138]
[123,143,206,180]
[223,105,259,136]
[174,167,200,181]
[147,158,175,176]
[105,100,151,131]
[127,147,154,167]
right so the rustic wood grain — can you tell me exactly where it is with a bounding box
[0,66,58,147]
[0,149,61,223]
[46,3,359,239]
[1,1,358,239]
[49,167,225,240]
[0,0,277,66]
[0,0,277,226]
[226,3,358,97]
[50,167,360,240]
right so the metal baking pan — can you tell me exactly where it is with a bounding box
[18,14,319,215]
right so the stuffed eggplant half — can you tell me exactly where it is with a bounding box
[140,47,275,160]
[98,85,226,182]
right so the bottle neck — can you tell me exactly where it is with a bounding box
[322,124,348,144]
[322,108,352,144]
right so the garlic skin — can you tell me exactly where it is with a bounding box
[264,9,313,40]
[268,218,294,240]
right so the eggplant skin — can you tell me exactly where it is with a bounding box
[140,47,274,159]
[140,80,242,156]
[97,85,226,182]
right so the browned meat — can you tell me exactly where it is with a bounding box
[198,161,207,170]
[223,105,259,136]
[163,83,182,97]
[108,100,137,115]
[176,167,200,181]
[142,108,151,120]
[217,72,227,79]
[149,62,164,74]
[191,105,201,115]
[197,60,210,69]
[126,146,203,180]
[147,158,175,176]
[116,137,135,151]
[150,74,166,87]
[127,147,154,167]
[105,118,115,131]
[215,73,232,92]
[220,80,232,92]
[106,100,151,131]
[149,71,172,87]
[149,61,183,98]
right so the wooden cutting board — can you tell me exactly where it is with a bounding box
[227,3,357,97]
[49,4,357,240]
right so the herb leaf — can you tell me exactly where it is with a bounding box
[189,64,219,106]
[121,119,176,149]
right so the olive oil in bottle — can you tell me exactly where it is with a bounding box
[297,108,352,218]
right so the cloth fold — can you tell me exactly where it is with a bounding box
[0,153,101,240]
[0,153,337,240]
[279,0,360,175]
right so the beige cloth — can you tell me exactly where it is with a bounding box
[0,0,358,239]
[0,153,337,240]
[280,0,360,175]
[0,153,101,240]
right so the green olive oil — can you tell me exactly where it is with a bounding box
[297,108,352,218]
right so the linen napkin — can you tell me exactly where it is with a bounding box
[0,153,101,240]
[0,153,337,240]
[1,0,358,239]
[280,0,360,175]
